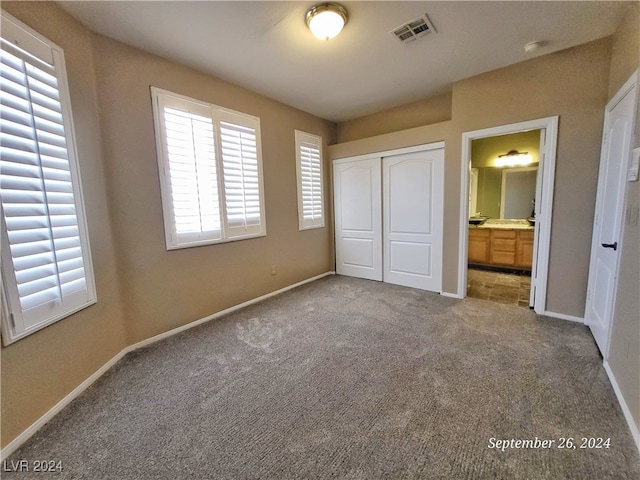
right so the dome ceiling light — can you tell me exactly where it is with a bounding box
[306,3,348,40]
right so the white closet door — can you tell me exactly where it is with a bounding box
[383,149,443,292]
[333,158,382,280]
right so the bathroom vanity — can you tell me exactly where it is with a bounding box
[468,220,534,270]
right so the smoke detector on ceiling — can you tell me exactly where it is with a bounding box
[524,41,546,53]
[391,14,436,44]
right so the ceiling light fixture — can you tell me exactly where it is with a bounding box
[306,3,348,40]
[495,150,533,167]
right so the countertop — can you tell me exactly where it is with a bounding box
[469,219,534,230]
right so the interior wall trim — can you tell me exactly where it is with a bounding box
[541,310,585,324]
[0,271,335,460]
[604,361,640,454]
[439,291,461,299]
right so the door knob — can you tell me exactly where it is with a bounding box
[601,242,618,251]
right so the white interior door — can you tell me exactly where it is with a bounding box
[333,158,382,280]
[382,149,444,292]
[585,71,638,357]
[529,129,546,308]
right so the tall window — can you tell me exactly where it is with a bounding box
[295,130,324,230]
[151,88,266,249]
[0,11,96,345]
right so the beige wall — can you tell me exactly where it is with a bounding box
[451,38,612,312]
[90,34,336,344]
[333,38,612,306]
[336,92,452,143]
[1,2,128,447]
[471,130,541,168]
[330,121,453,160]
[607,1,640,438]
[1,1,336,449]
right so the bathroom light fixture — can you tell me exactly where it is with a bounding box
[306,3,348,40]
[494,150,533,167]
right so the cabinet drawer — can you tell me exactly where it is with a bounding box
[491,251,516,265]
[492,238,516,252]
[469,228,490,239]
[491,229,516,239]
[518,230,534,241]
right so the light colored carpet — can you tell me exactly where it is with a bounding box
[4,275,639,479]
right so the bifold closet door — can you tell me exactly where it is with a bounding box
[333,158,382,280]
[382,150,443,292]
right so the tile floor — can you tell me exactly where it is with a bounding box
[467,267,532,307]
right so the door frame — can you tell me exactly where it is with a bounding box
[457,117,559,314]
[585,70,639,359]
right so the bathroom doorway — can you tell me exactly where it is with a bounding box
[467,130,540,307]
[458,117,559,314]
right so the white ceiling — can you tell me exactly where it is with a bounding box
[58,1,631,122]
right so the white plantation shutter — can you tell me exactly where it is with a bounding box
[219,111,264,238]
[0,12,96,344]
[295,130,324,230]
[151,89,265,248]
[153,90,221,248]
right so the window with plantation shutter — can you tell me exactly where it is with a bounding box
[153,91,221,248]
[295,130,324,230]
[151,88,265,249]
[0,11,96,345]
[219,111,264,238]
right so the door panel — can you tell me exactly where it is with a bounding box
[383,149,443,292]
[333,159,382,280]
[586,73,637,357]
[342,238,376,269]
[389,241,431,276]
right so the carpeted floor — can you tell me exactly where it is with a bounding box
[4,275,639,479]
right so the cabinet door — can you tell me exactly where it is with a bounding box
[490,230,517,265]
[382,149,444,292]
[516,230,535,268]
[468,229,491,264]
[333,158,382,281]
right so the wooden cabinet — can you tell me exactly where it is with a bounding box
[468,227,534,270]
[515,230,534,268]
[490,230,517,265]
[468,229,491,264]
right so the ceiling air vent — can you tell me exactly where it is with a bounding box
[391,15,436,44]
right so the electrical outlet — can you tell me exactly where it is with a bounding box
[271,265,277,276]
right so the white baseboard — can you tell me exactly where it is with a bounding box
[0,271,335,461]
[440,291,462,299]
[603,361,640,455]
[0,349,129,460]
[130,271,334,352]
[541,310,584,324]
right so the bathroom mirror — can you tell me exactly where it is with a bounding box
[471,165,537,219]
[470,130,541,220]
